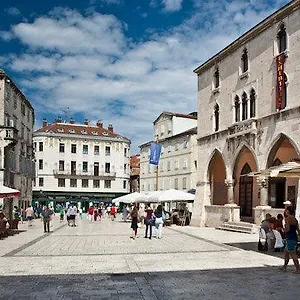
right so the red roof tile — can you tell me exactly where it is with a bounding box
[34,122,126,139]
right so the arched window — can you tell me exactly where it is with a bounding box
[241,49,248,73]
[214,68,220,89]
[242,92,248,121]
[234,95,240,122]
[214,104,219,132]
[250,89,256,118]
[277,24,287,54]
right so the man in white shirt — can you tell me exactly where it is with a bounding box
[25,206,34,227]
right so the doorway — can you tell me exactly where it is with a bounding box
[239,163,253,218]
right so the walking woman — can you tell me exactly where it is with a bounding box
[154,205,164,239]
[130,205,138,239]
[280,206,300,273]
[144,205,154,239]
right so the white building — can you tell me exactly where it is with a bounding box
[140,112,197,193]
[192,0,300,227]
[33,119,130,209]
[0,69,35,216]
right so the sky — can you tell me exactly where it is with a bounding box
[0,0,291,153]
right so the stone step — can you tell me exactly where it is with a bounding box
[216,222,259,234]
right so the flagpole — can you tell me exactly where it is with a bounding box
[156,165,159,191]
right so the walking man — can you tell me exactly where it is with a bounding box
[41,206,53,233]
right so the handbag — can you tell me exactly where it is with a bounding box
[162,212,166,221]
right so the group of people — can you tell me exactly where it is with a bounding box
[260,200,300,273]
[129,204,166,240]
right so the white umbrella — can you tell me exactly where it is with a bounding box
[156,189,195,202]
[134,191,163,203]
[0,186,20,198]
[112,192,143,204]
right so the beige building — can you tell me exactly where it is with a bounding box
[192,0,300,227]
[140,112,197,193]
[0,69,35,216]
[33,119,130,209]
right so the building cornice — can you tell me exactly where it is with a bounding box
[193,0,300,75]
[33,132,130,144]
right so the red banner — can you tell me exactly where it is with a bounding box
[276,53,285,110]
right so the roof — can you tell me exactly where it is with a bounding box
[139,126,197,148]
[153,111,197,124]
[34,122,129,141]
[130,155,140,168]
[193,0,299,74]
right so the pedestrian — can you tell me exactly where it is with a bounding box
[130,205,138,239]
[25,205,34,227]
[139,204,145,227]
[110,205,116,221]
[154,205,164,239]
[41,206,53,233]
[87,206,94,222]
[279,206,300,273]
[68,204,77,227]
[79,207,83,219]
[123,205,128,222]
[60,207,64,222]
[144,205,154,239]
[94,207,98,222]
[107,205,111,217]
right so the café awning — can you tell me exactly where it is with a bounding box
[0,186,20,198]
[245,161,300,178]
[112,192,144,204]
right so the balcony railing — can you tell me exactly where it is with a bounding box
[228,119,257,138]
[53,169,116,179]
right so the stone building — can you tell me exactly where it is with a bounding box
[140,112,198,193]
[33,119,130,209]
[192,0,300,227]
[0,69,35,216]
[130,154,140,192]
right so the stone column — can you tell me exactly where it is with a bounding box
[258,177,269,206]
[225,179,235,205]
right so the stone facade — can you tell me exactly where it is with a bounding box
[0,69,35,216]
[192,1,300,226]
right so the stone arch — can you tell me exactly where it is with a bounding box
[207,149,228,205]
[266,133,300,208]
[266,133,300,168]
[233,145,259,219]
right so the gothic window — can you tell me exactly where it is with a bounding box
[277,24,287,54]
[214,104,219,132]
[242,92,248,121]
[241,49,248,73]
[214,68,220,89]
[234,95,240,122]
[250,89,256,118]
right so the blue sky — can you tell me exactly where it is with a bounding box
[0,0,290,152]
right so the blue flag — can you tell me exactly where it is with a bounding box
[149,143,162,165]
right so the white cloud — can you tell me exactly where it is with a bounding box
[162,0,183,12]
[1,1,291,151]
[5,7,21,16]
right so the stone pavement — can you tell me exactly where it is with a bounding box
[0,215,299,299]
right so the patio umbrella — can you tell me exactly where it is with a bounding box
[112,192,144,204]
[156,189,195,202]
[134,191,163,203]
[0,186,20,198]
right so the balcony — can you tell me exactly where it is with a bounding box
[53,169,116,179]
[227,119,257,138]
[0,125,18,145]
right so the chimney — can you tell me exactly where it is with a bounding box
[69,118,75,124]
[96,120,103,128]
[42,118,48,128]
[55,116,62,123]
[108,124,113,133]
[84,119,89,126]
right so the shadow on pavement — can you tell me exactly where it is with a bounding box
[0,266,299,300]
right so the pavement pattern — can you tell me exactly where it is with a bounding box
[0,215,299,299]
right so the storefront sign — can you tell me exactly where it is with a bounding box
[276,53,285,110]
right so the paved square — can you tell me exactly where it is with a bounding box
[0,216,299,299]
